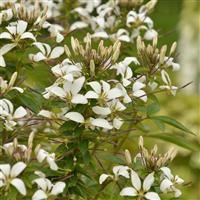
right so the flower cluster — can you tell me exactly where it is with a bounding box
[70,0,158,42]
[99,136,185,199]
[0,132,66,199]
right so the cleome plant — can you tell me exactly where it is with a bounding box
[0,0,198,200]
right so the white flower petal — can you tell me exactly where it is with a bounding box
[11,162,26,177]
[49,86,66,98]
[13,106,27,119]
[51,182,66,195]
[0,32,12,39]
[160,179,173,192]
[0,43,16,55]
[17,20,27,35]
[99,174,112,184]
[85,91,99,99]
[65,112,84,123]
[144,192,160,200]
[91,118,113,129]
[21,32,36,41]
[71,94,88,104]
[133,90,147,102]
[92,106,111,115]
[174,188,182,197]
[11,178,26,195]
[92,31,109,39]
[33,178,48,191]
[0,164,10,177]
[113,165,130,178]
[50,47,64,59]
[36,149,47,163]
[131,170,141,191]
[47,157,58,171]
[120,187,138,196]
[71,76,85,94]
[32,189,48,200]
[87,81,101,94]
[107,88,122,100]
[160,167,173,180]
[144,29,158,41]
[70,21,88,31]
[143,172,154,191]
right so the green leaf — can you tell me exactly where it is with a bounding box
[151,116,195,135]
[147,102,160,116]
[17,90,43,113]
[147,133,200,152]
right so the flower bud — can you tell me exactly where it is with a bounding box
[125,149,132,165]
[89,59,95,78]
[169,42,177,55]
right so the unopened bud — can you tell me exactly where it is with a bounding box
[169,42,177,55]
[139,136,144,149]
[125,149,132,165]
[64,45,71,57]
[28,131,35,148]
[9,72,18,88]
[89,59,95,78]
[159,45,167,64]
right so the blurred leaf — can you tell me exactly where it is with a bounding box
[147,133,200,151]
[17,90,43,113]
[150,116,195,135]
[147,102,160,116]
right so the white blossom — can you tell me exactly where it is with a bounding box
[160,167,184,198]
[0,72,23,94]
[120,171,160,200]
[132,81,147,102]
[44,77,88,104]
[85,80,123,102]
[36,149,58,171]
[0,99,27,130]
[99,165,130,184]
[32,175,65,200]
[29,42,64,62]
[0,20,36,42]
[0,162,27,195]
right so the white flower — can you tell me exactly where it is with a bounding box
[160,167,184,198]
[0,72,23,94]
[126,10,153,29]
[70,21,89,32]
[0,43,16,67]
[112,57,139,87]
[164,57,180,71]
[44,77,88,104]
[99,165,130,184]
[0,20,36,42]
[120,171,160,200]
[36,149,58,171]
[32,177,65,200]
[85,80,123,102]
[0,99,27,130]
[64,112,113,130]
[51,59,81,83]
[144,29,158,41]
[111,29,131,42]
[132,81,147,102]
[29,42,64,62]
[0,162,27,195]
